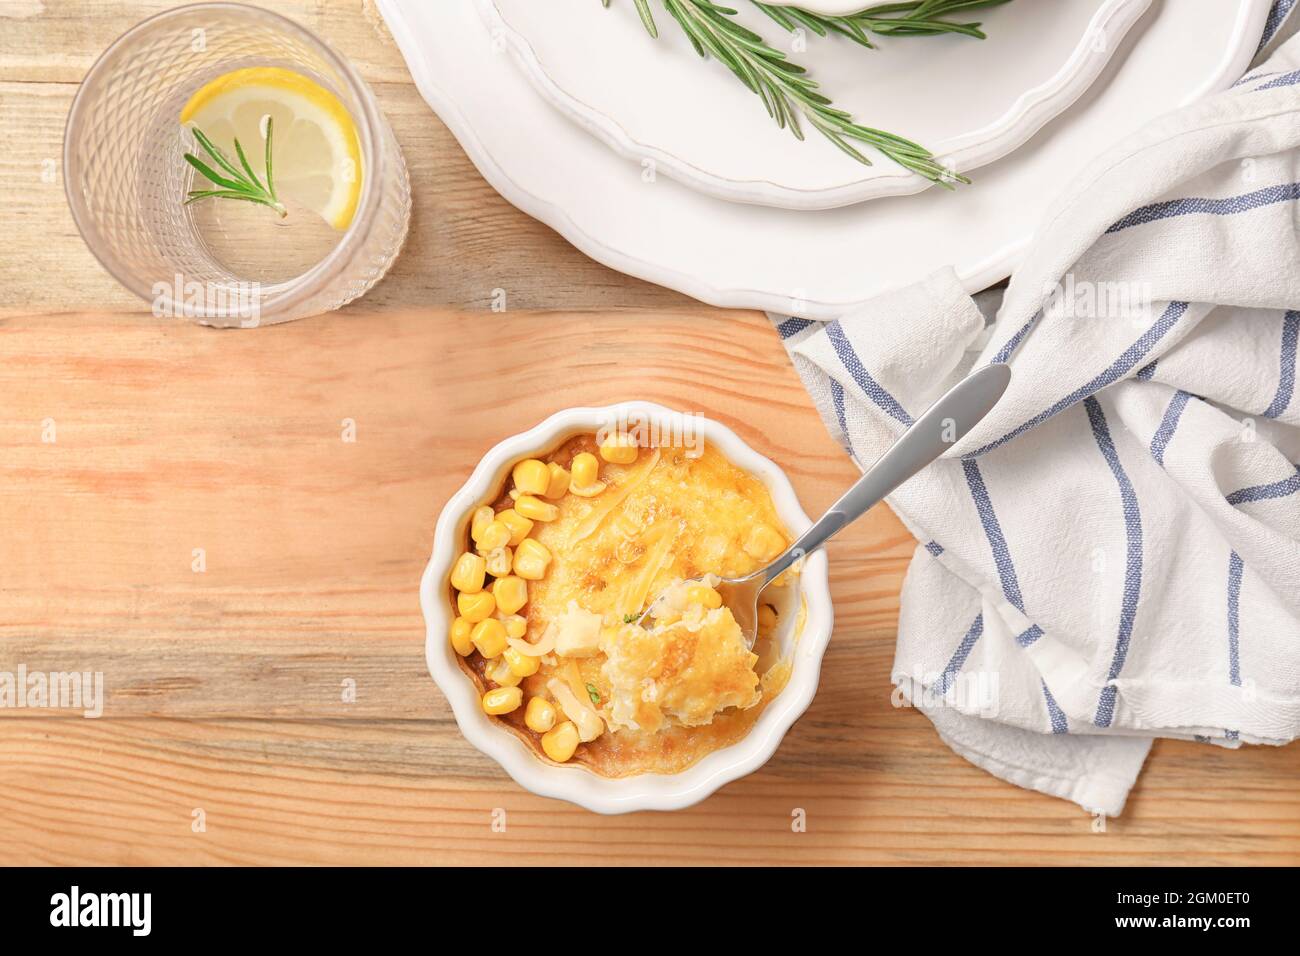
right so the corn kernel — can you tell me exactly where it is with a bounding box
[471,617,508,658]
[525,696,557,733]
[541,720,580,762]
[449,616,474,656]
[511,459,551,496]
[513,538,552,581]
[458,589,496,623]
[571,452,600,488]
[470,506,494,544]
[500,614,528,639]
[483,546,513,577]
[686,583,723,609]
[493,575,528,615]
[514,495,559,522]
[476,520,511,551]
[514,557,547,581]
[487,656,522,687]
[757,604,779,632]
[482,686,523,716]
[568,478,607,498]
[598,435,639,464]
[544,462,571,498]
[450,552,486,593]
[516,537,551,562]
[504,646,541,678]
[497,508,534,546]
[744,523,786,562]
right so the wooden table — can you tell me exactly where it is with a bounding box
[1,1,1296,866]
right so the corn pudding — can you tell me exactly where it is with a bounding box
[447,432,800,776]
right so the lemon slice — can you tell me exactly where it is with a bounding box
[180,67,363,231]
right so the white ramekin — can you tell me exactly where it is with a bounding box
[419,401,833,813]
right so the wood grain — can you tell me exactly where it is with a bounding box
[0,307,910,718]
[2,306,1298,866]
[1,1,1297,867]
[0,0,694,315]
[1,720,1296,866]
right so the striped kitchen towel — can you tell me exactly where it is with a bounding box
[775,23,1300,816]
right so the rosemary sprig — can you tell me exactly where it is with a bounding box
[183,118,286,217]
[602,0,967,184]
[753,0,1013,49]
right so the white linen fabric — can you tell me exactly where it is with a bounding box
[773,23,1300,816]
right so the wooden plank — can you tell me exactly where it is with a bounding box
[0,307,908,718]
[0,719,1295,866]
[0,1,694,315]
[0,1,414,84]
[3,0,1297,867]
[1,307,1297,866]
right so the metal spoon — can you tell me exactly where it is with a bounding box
[638,363,1012,647]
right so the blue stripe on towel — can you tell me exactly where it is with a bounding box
[1016,624,1043,648]
[1257,68,1300,90]
[1150,390,1193,466]
[964,301,1189,458]
[1234,69,1278,88]
[993,312,1040,364]
[962,460,1027,613]
[828,376,853,457]
[1226,464,1300,504]
[1085,398,1144,729]
[1136,360,1157,381]
[1259,0,1297,51]
[1096,685,1119,730]
[961,463,1049,651]
[936,614,983,696]
[1042,681,1069,734]
[1227,551,1244,687]
[1262,310,1300,419]
[924,540,944,557]
[778,317,816,340]
[962,461,1061,722]
[826,321,914,426]
[1105,183,1300,233]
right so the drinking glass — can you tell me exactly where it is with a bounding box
[64,2,411,327]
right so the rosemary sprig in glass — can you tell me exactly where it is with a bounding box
[182,117,286,217]
[753,0,1012,49]
[603,0,983,184]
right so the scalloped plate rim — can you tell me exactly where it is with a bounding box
[477,0,1152,210]
[376,0,1270,319]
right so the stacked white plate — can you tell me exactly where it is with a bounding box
[378,0,1273,318]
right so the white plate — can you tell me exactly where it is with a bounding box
[479,0,1151,209]
[378,0,1269,319]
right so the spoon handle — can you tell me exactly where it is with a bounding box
[757,362,1012,585]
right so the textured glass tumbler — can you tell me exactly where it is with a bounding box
[65,3,410,327]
